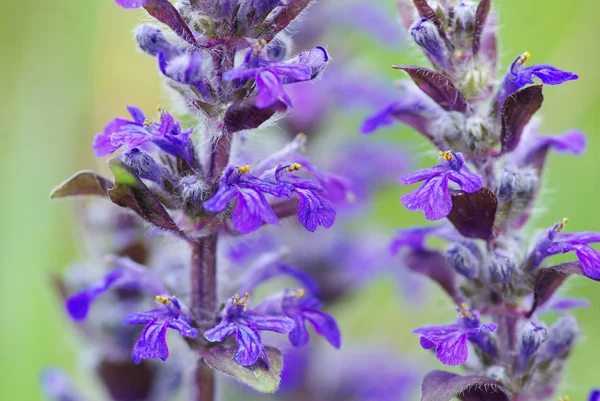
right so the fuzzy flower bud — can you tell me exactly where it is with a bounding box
[446,243,479,278]
[517,321,548,370]
[539,316,579,361]
[488,252,515,284]
[410,18,450,73]
[135,25,179,60]
[123,149,172,187]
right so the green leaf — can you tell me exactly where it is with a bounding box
[50,170,113,199]
[202,345,283,394]
[107,159,183,236]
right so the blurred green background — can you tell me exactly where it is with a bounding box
[1,1,598,400]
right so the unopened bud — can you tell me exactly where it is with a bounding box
[446,243,480,278]
[539,316,579,361]
[180,175,206,213]
[518,321,548,369]
[410,18,451,72]
[123,149,171,187]
[135,25,179,60]
[488,252,515,284]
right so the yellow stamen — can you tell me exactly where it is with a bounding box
[297,288,305,298]
[155,295,170,305]
[156,105,165,114]
[143,119,153,127]
[458,303,472,319]
[558,396,569,401]
[234,292,250,311]
[260,39,267,46]
[286,163,302,172]
[237,165,251,174]
[439,150,453,161]
[557,217,569,232]
[517,51,531,66]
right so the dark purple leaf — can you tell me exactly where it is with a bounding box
[528,262,592,317]
[108,159,183,235]
[258,0,313,42]
[50,170,113,199]
[144,0,197,46]
[394,66,468,112]
[447,188,497,240]
[405,249,460,304]
[224,97,287,134]
[202,345,283,394]
[472,0,491,55]
[501,84,544,153]
[421,370,510,401]
[97,360,156,401]
[412,0,451,48]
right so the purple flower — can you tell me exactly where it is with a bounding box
[400,151,483,220]
[495,52,578,113]
[590,389,600,401]
[224,40,328,109]
[511,121,587,169]
[413,305,497,366]
[203,165,281,234]
[65,256,166,321]
[529,219,600,279]
[389,224,455,254]
[204,294,294,366]
[124,296,198,364]
[256,289,341,349]
[259,163,337,232]
[92,106,194,164]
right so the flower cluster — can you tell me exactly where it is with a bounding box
[47,0,345,399]
[365,0,594,399]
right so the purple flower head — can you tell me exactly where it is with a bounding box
[511,121,587,169]
[256,289,341,349]
[65,256,166,321]
[92,106,194,165]
[203,165,281,234]
[529,219,600,280]
[224,40,328,109]
[259,163,337,232]
[204,293,294,367]
[361,80,442,136]
[590,389,600,401]
[40,368,83,401]
[124,296,198,364]
[410,18,451,73]
[495,52,578,113]
[413,304,497,366]
[400,151,483,220]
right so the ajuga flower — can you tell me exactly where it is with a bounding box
[125,296,198,364]
[204,294,294,366]
[400,151,483,220]
[92,106,194,164]
[224,41,329,109]
[256,288,341,348]
[413,305,497,366]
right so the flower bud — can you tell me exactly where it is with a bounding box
[123,149,171,187]
[453,1,477,31]
[497,168,538,204]
[180,175,206,214]
[488,252,515,284]
[135,25,179,60]
[410,18,450,72]
[446,243,479,278]
[539,316,579,361]
[517,321,548,369]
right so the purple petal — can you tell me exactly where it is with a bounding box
[255,70,289,109]
[295,188,336,232]
[389,226,439,254]
[234,325,266,367]
[65,269,124,321]
[232,189,280,234]
[268,63,312,82]
[168,318,199,338]
[590,390,600,401]
[203,186,237,213]
[204,319,237,343]
[529,65,579,85]
[247,313,295,334]
[303,309,341,348]
[289,316,310,347]
[399,165,446,185]
[116,0,148,8]
[223,67,259,81]
[401,175,452,221]
[435,333,469,366]
[124,308,167,325]
[126,105,146,123]
[131,321,169,364]
[404,249,460,303]
[547,243,600,280]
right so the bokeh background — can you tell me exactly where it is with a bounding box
[1,0,599,400]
